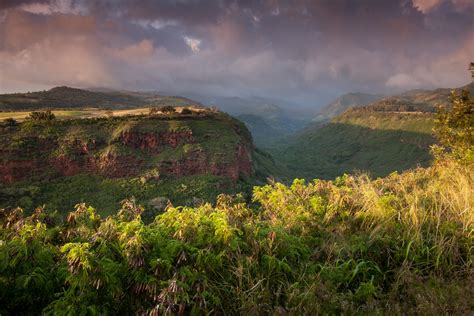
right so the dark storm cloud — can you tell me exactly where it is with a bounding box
[0,0,473,105]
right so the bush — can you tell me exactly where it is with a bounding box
[28,110,56,121]
[2,118,18,127]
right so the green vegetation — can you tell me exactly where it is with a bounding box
[434,90,473,162]
[270,111,436,180]
[0,152,472,314]
[28,110,56,121]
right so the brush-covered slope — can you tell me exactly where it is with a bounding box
[0,86,201,110]
[271,109,435,179]
[0,110,274,214]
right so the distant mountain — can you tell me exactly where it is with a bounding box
[315,92,383,120]
[0,86,202,111]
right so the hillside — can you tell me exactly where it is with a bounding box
[271,82,474,180]
[270,110,435,179]
[315,92,383,121]
[0,86,201,111]
[0,110,275,215]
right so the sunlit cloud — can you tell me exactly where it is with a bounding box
[183,36,201,53]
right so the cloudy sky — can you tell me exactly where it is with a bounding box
[0,0,473,105]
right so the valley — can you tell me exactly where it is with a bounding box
[1,2,473,314]
[0,80,472,316]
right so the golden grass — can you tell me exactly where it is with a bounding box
[0,106,209,122]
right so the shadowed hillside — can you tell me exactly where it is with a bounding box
[271,111,435,179]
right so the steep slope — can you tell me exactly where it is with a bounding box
[315,92,383,120]
[0,110,275,214]
[0,86,201,110]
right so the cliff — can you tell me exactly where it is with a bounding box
[0,111,270,213]
[0,112,254,184]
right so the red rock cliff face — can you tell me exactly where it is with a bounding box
[0,129,253,184]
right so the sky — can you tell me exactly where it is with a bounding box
[0,0,473,105]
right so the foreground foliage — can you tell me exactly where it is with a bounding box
[0,157,472,315]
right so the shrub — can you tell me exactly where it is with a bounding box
[2,118,18,127]
[28,110,56,121]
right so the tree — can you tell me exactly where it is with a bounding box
[149,107,160,115]
[180,108,193,115]
[434,90,473,162]
[161,105,176,114]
